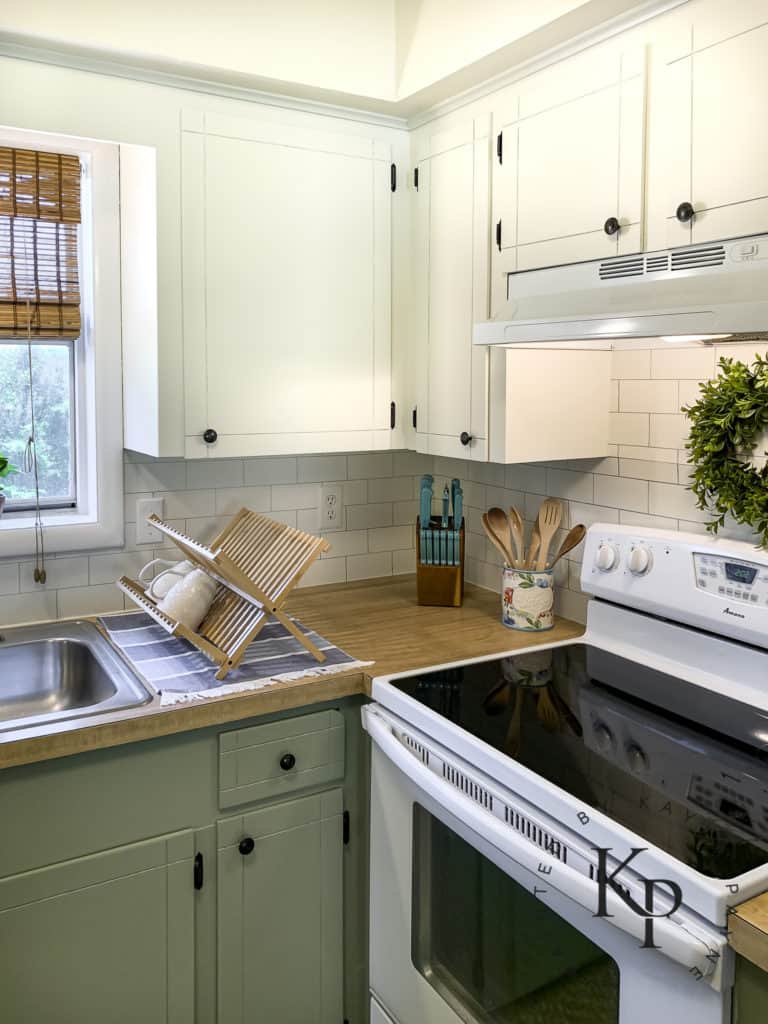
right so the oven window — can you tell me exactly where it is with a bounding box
[412,806,619,1023]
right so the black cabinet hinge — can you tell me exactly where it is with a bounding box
[193,852,204,890]
[413,166,419,191]
[343,810,350,845]
[496,131,503,165]
[390,163,397,192]
[390,401,396,429]
[496,219,502,251]
[412,407,417,430]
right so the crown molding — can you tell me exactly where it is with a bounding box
[0,33,409,131]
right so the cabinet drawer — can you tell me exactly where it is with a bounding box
[219,710,345,809]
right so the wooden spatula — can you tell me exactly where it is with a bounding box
[535,498,563,571]
[508,505,525,569]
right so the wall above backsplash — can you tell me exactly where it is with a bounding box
[0,342,763,628]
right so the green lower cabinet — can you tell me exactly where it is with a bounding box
[0,829,198,1024]
[734,956,768,1023]
[217,788,344,1024]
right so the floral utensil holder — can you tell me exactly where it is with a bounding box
[502,568,554,631]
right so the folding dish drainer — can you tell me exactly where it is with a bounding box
[118,508,331,679]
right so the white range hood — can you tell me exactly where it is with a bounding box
[474,234,768,346]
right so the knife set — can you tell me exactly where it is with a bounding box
[416,475,465,607]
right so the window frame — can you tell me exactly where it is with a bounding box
[0,126,124,558]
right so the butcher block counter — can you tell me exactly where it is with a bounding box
[0,575,583,770]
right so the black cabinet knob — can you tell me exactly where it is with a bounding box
[203,428,218,444]
[603,217,620,236]
[460,432,473,447]
[676,202,695,224]
[279,752,296,771]
[238,837,255,856]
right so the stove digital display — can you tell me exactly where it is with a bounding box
[725,562,758,585]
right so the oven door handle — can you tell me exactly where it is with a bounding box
[364,705,726,991]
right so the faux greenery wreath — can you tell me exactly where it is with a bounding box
[684,354,768,546]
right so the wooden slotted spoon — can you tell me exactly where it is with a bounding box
[525,522,541,570]
[535,498,563,570]
[482,510,515,567]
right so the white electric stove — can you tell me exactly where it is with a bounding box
[364,525,768,1024]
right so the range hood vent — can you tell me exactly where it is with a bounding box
[474,234,768,346]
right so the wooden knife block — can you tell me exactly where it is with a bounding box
[415,517,465,607]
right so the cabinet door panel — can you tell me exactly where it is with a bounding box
[0,831,196,1024]
[218,790,343,1024]
[183,114,392,457]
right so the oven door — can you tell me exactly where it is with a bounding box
[365,705,731,1024]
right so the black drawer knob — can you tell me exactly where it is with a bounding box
[279,752,296,771]
[676,202,695,224]
[203,428,218,444]
[603,217,620,236]
[238,836,255,856]
[459,431,473,447]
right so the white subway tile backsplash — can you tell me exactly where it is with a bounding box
[620,380,679,414]
[609,413,649,445]
[393,500,419,526]
[393,451,433,476]
[214,486,270,516]
[594,474,648,512]
[59,584,126,617]
[678,380,704,409]
[348,453,393,479]
[649,414,688,449]
[368,525,414,553]
[367,477,415,503]
[124,461,187,494]
[618,445,678,463]
[243,458,298,485]
[187,459,243,490]
[347,503,393,531]
[613,348,651,379]
[649,482,709,522]
[89,551,148,586]
[0,591,58,625]
[346,551,393,581]
[618,510,678,530]
[618,458,678,484]
[0,563,19,595]
[393,548,417,575]
[20,557,89,592]
[298,557,347,588]
[271,483,321,511]
[297,455,347,483]
[158,489,217,519]
[322,530,368,558]
[651,346,714,380]
[545,468,594,503]
[343,479,368,506]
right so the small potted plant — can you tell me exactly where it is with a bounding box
[0,453,17,516]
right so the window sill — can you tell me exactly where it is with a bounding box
[0,507,123,559]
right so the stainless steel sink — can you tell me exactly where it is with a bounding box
[0,620,153,731]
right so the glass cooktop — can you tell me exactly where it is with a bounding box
[390,643,768,879]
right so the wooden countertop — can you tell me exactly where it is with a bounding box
[730,895,768,972]
[0,575,583,770]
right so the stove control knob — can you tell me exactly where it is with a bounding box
[594,723,615,753]
[626,744,648,773]
[595,544,618,572]
[628,546,652,576]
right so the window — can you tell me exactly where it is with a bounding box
[0,146,81,512]
[0,128,124,559]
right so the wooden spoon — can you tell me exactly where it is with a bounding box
[535,498,563,571]
[508,505,525,569]
[483,512,514,569]
[483,508,516,567]
[525,522,541,570]
[549,524,587,569]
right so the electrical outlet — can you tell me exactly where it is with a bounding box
[320,484,344,532]
[136,497,165,544]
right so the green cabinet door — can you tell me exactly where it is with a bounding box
[734,956,768,1024]
[218,789,344,1024]
[0,829,197,1024]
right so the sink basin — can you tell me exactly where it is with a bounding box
[0,621,153,732]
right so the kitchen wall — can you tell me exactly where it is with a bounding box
[0,341,764,628]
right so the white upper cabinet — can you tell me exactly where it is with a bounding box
[658,0,768,248]
[490,44,646,310]
[411,116,490,461]
[181,111,393,459]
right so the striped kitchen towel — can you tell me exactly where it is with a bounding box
[100,612,372,706]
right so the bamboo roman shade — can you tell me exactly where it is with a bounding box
[0,147,82,338]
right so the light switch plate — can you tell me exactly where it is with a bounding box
[136,497,165,544]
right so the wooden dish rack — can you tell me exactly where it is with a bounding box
[118,508,330,679]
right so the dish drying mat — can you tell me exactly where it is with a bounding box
[100,612,372,706]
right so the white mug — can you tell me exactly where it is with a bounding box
[139,559,195,602]
[158,568,218,631]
